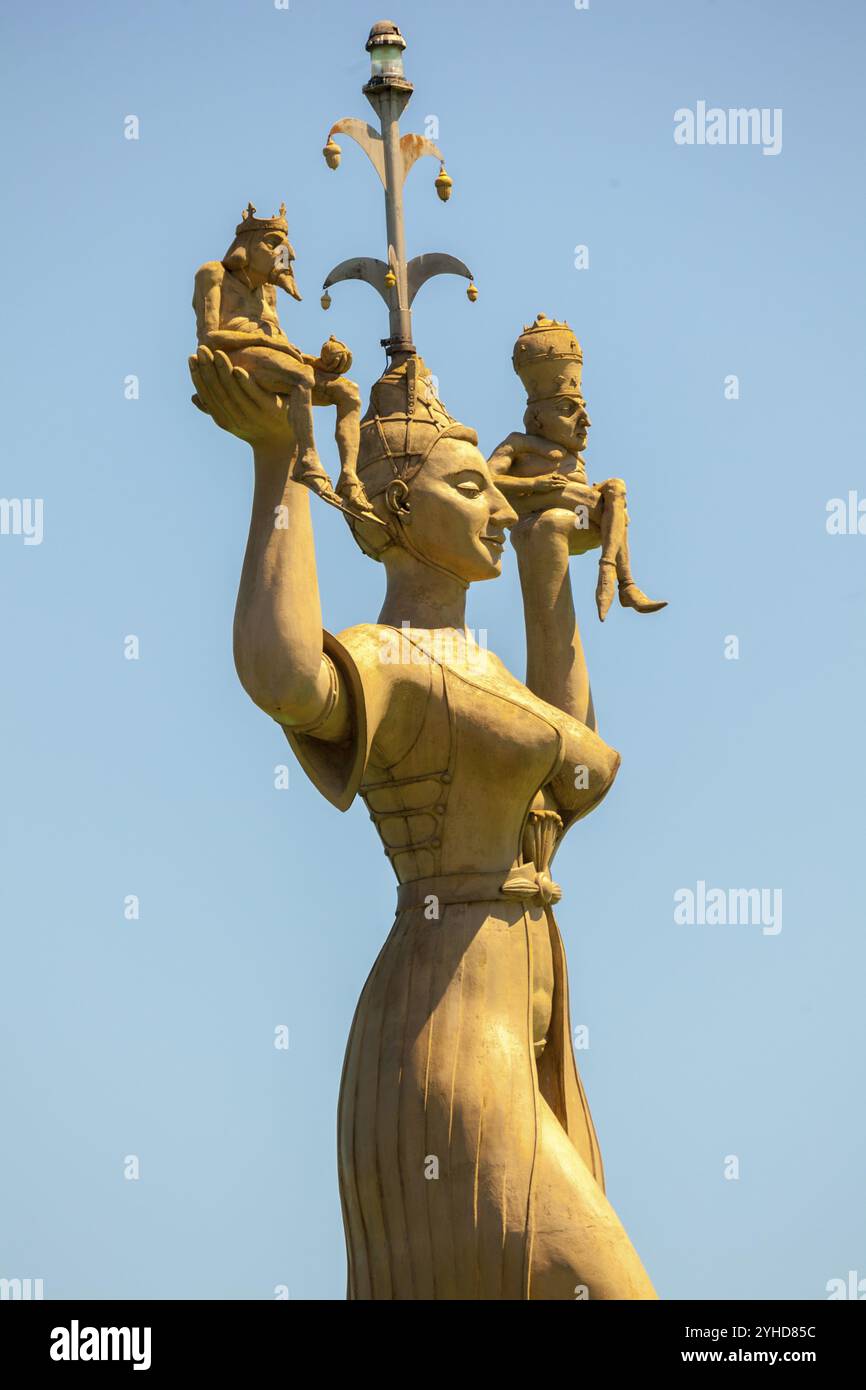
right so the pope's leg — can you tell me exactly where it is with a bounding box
[529,1094,658,1300]
[594,479,667,618]
[616,513,668,614]
[595,479,627,620]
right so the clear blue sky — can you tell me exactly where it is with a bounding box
[2,0,864,1300]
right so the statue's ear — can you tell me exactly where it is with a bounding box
[384,479,411,517]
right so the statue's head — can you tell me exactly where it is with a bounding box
[222,203,301,301]
[513,313,591,455]
[345,355,517,585]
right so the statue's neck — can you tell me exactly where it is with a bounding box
[378,555,468,631]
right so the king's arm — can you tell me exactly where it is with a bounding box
[192,262,232,347]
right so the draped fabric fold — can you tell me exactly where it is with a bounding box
[337,894,604,1300]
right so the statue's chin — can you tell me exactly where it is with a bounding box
[452,552,501,584]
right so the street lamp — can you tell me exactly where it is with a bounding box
[320,20,476,358]
[366,20,407,83]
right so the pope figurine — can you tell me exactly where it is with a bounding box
[489,315,666,620]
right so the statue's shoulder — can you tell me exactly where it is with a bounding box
[335,623,432,688]
[194,260,225,288]
[335,622,383,656]
[335,622,399,668]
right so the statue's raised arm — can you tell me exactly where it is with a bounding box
[189,344,352,738]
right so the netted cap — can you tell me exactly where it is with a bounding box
[357,354,477,501]
[512,313,584,403]
[345,354,478,562]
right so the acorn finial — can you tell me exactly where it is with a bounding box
[321,290,332,310]
[323,137,341,170]
[466,282,479,303]
[435,164,453,202]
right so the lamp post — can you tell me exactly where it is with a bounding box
[321,20,476,359]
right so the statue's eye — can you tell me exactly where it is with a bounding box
[457,481,482,498]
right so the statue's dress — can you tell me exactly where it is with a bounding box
[285,625,655,1301]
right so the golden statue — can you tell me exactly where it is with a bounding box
[490,314,666,621]
[189,19,661,1300]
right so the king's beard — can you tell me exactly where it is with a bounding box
[271,267,301,301]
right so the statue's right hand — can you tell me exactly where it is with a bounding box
[188,345,292,451]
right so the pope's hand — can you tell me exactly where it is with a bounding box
[189,345,292,451]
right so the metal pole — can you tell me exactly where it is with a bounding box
[364,76,415,355]
[379,89,412,348]
[322,23,474,358]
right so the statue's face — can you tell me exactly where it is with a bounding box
[400,438,518,582]
[528,395,591,454]
[246,230,301,300]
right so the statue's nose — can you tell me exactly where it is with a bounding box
[491,488,518,528]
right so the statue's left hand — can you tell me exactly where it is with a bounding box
[189,345,292,450]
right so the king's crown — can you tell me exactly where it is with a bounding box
[235,202,289,236]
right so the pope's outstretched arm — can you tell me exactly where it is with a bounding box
[189,345,350,739]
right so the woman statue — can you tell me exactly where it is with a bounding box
[189,341,657,1301]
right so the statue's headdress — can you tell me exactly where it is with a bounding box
[344,354,477,563]
[513,313,584,404]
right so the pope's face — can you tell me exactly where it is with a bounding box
[247,231,301,300]
[531,395,591,454]
[401,438,518,582]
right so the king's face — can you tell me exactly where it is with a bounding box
[245,230,301,301]
[246,230,287,278]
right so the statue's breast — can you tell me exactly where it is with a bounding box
[361,649,563,883]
